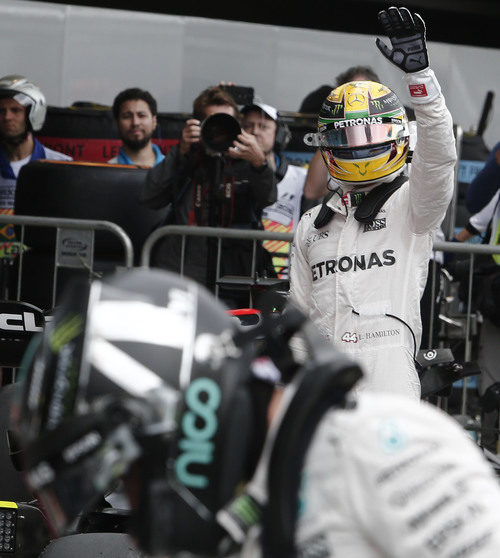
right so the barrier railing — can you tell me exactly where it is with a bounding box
[141,225,499,289]
[141,224,293,301]
[142,225,500,418]
[0,216,498,435]
[0,214,134,309]
[431,240,500,416]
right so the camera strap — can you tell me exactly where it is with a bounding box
[192,161,235,227]
[221,174,236,228]
[193,181,208,226]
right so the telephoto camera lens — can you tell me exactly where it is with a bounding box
[200,113,241,156]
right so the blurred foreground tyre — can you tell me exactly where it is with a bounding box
[0,384,33,501]
[39,533,144,558]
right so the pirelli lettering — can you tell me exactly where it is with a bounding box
[311,249,396,281]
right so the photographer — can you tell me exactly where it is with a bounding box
[141,85,276,307]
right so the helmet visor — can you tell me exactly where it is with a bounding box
[304,119,408,149]
[325,142,393,160]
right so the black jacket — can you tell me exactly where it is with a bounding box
[141,144,277,291]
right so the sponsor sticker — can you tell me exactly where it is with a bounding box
[333,116,382,129]
[423,349,437,361]
[175,377,221,489]
[363,218,387,232]
[305,231,329,247]
[409,84,428,98]
[310,249,396,281]
[56,228,93,268]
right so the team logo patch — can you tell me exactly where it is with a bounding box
[363,218,386,232]
[378,419,408,454]
[409,84,428,98]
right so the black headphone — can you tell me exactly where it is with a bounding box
[241,104,291,153]
[274,121,292,153]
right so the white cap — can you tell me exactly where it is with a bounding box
[241,102,278,121]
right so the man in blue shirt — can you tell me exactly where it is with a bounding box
[108,87,164,168]
[0,75,71,213]
[0,75,71,260]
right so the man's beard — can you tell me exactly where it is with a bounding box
[121,134,152,152]
[0,128,29,147]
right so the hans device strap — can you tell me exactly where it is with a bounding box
[313,190,336,229]
[313,174,407,229]
[354,174,407,223]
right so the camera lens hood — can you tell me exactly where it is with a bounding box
[200,113,241,156]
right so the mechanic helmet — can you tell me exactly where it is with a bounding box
[13,268,273,557]
[0,74,47,131]
[304,81,409,186]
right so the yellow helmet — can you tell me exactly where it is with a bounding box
[304,81,410,186]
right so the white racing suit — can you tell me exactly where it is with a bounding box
[289,68,457,399]
[240,392,500,558]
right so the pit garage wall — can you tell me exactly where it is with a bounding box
[0,0,499,151]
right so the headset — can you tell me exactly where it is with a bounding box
[274,120,292,154]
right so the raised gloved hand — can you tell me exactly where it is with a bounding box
[376,6,429,73]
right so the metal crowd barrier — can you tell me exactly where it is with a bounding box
[142,225,500,419]
[141,224,293,301]
[0,215,498,436]
[0,214,134,308]
[431,240,500,416]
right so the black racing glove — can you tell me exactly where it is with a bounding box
[376,6,429,73]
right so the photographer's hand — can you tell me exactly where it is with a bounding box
[179,119,201,155]
[227,130,267,169]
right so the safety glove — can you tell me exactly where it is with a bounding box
[376,6,429,73]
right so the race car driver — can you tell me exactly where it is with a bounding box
[289,6,457,399]
[237,382,500,558]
